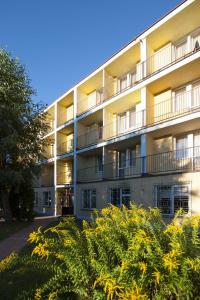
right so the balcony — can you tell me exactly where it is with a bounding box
[77,109,145,149]
[57,105,74,127]
[77,89,104,116]
[57,170,73,185]
[147,84,200,126]
[57,139,73,156]
[77,146,200,182]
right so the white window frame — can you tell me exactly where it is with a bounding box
[109,187,131,207]
[155,184,191,216]
[82,189,96,210]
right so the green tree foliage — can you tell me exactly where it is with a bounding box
[0,48,49,221]
[29,204,200,299]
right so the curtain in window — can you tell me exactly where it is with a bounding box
[118,113,127,133]
[192,81,200,108]
[175,40,187,60]
[174,88,188,112]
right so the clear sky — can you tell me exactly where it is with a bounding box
[1,0,182,105]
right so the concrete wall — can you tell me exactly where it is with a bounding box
[76,172,200,219]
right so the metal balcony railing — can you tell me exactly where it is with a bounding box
[76,32,200,116]
[147,85,200,125]
[57,139,73,156]
[77,109,145,149]
[77,146,200,182]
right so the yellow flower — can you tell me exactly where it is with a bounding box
[138,262,147,275]
[32,241,49,258]
[153,270,161,284]
[163,250,181,272]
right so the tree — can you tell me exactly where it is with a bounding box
[0,48,49,222]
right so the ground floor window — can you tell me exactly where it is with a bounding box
[43,191,52,207]
[34,191,39,206]
[155,184,190,215]
[109,187,131,207]
[82,189,96,209]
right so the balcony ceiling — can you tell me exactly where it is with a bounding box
[78,71,103,94]
[106,90,140,113]
[147,1,200,51]
[105,43,140,77]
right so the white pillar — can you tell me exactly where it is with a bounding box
[54,103,58,216]
[140,38,147,78]
[140,87,147,126]
[73,88,78,216]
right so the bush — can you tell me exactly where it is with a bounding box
[29,204,200,299]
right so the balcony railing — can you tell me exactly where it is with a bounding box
[147,85,200,126]
[46,119,55,134]
[57,170,73,185]
[77,89,104,115]
[57,139,73,156]
[77,109,145,149]
[77,146,200,182]
[76,31,200,116]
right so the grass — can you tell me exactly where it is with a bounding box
[0,220,59,300]
[0,221,32,242]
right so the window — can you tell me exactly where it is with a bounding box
[119,75,128,92]
[82,189,96,209]
[43,191,52,207]
[194,132,200,169]
[174,39,187,60]
[118,112,127,133]
[192,80,200,108]
[34,192,39,206]
[118,151,126,177]
[192,30,200,51]
[129,108,136,128]
[155,184,190,215]
[128,149,137,167]
[174,87,188,112]
[130,71,136,86]
[109,187,131,207]
[176,136,188,160]
[96,154,103,172]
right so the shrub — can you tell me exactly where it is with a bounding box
[29,204,200,299]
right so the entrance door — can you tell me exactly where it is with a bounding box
[59,188,74,216]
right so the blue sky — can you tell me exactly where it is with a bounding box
[1,0,182,105]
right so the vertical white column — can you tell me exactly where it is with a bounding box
[141,134,147,174]
[54,103,58,216]
[140,38,147,79]
[140,87,147,126]
[73,88,78,216]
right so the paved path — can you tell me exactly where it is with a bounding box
[0,216,58,261]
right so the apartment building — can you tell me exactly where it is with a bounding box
[33,0,200,219]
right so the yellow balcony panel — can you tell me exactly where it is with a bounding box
[43,136,55,160]
[77,110,103,149]
[77,149,103,182]
[57,91,74,126]
[34,163,54,187]
[57,126,74,156]
[57,159,73,185]
[45,106,55,134]
[77,71,103,115]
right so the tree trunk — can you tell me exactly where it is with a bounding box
[1,190,12,222]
